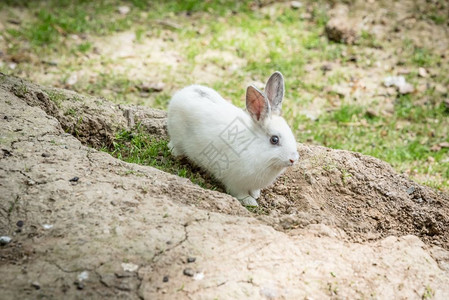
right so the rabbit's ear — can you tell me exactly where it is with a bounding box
[246,85,270,122]
[265,71,284,115]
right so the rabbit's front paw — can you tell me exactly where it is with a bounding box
[250,189,261,199]
[238,195,258,207]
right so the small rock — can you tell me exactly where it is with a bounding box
[9,62,17,70]
[118,6,130,15]
[290,1,303,9]
[187,257,196,263]
[138,82,165,92]
[274,184,288,195]
[418,67,428,78]
[398,82,414,93]
[77,271,89,282]
[383,76,414,94]
[66,73,78,86]
[406,186,415,195]
[16,220,24,227]
[439,142,449,148]
[365,109,379,118]
[193,272,204,281]
[41,153,50,158]
[431,144,441,152]
[0,236,12,245]
[69,176,79,182]
[183,268,195,277]
[43,224,53,229]
[163,275,169,282]
[31,281,40,290]
[325,17,359,44]
[74,280,84,290]
[121,262,139,272]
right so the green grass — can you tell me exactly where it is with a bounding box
[2,0,448,191]
[106,125,223,190]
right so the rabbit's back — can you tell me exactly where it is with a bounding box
[167,85,248,173]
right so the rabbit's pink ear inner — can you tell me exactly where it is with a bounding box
[246,85,270,122]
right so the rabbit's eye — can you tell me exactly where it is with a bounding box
[270,135,279,145]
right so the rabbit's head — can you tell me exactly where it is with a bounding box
[246,72,299,169]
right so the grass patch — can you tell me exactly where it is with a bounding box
[2,0,448,191]
[47,90,66,108]
[105,125,223,191]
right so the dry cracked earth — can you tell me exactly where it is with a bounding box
[1,73,449,299]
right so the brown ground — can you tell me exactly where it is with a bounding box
[1,73,449,299]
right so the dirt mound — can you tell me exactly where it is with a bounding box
[1,74,449,299]
[261,145,449,249]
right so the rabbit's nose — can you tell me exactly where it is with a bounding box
[289,159,295,164]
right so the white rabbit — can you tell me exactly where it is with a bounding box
[167,72,299,206]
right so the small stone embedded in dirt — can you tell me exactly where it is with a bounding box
[415,198,424,204]
[193,272,204,281]
[163,275,169,282]
[274,184,288,195]
[74,280,84,290]
[187,257,196,263]
[31,281,40,290]
[406,186,415,195]
[439,142,449,148]
[69,176,79,182]
[77,271,89,282]
[138,82,165,93]
[16,220,24,227]
[365,109,379,118]
[0,236,12,245]
[290,1,303,9]
[325,16,359,44]
[418,67,428,78]
[43,224,53,229]
[383,76,414,94]
[41,153,50,158]
[117,5,130,15]
[66,73,78,86]
[121,263,139,272]
[183,268,195,277]
[26,179,35,186]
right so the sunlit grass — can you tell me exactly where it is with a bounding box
[1,0,448,191]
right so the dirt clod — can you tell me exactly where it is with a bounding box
[183,268,195,277]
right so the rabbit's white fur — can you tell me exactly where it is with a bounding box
[167,72,299,206]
